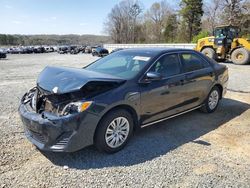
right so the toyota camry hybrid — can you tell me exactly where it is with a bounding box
[19,48,228,153]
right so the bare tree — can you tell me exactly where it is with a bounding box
[144,1,172,42]
[240,0,250,36]
[202,0,249,35]
[104,4,123,43]
[129,3,143,43]
[104,0,143,43]
[221,0,245,25]
[203,0,222,32]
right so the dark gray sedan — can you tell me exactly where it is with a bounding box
[0,49,7,58]
[19,48,228,153]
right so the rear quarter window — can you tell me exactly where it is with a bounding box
[180,53,210,72]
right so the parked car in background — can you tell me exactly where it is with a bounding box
[4,46,54,54]
[58,46,68,54]
[0,49,7,58]
[20,46,34,54]
[8,47,22,54]
[19,48,228,153]
[33,46,45,53]
[44,46,54,53]
[91,46,101,53]
[44,47,50,53]
[6,48,11,53]
[68,45,80,54]
[92,47,109,57]
[85,46,92,53]
[79,45,86,53]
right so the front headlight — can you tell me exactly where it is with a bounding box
[61,101,92,116]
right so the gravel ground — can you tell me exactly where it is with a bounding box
[223,62,250,93]
[0,53,250,188]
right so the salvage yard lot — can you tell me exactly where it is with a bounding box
[0,53,250,187]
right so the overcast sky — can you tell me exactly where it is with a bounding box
[0,0,180,35]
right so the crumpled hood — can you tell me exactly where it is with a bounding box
[37,66,125,94]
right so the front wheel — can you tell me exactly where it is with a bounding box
[94,109,134,153]
[201,48,217,60]
[200,86,220,113]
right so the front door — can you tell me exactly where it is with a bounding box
[139,53,187,125]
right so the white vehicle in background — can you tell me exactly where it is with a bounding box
[44,46,55,53]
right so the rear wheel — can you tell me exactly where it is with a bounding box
[94,109,134,153]
[201,48,217,60]
[200,86,220,113]
[231,48,250,65]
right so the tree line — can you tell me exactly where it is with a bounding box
[0,34,111,46]
[104,0,250,43]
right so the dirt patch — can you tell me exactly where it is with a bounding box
[193,163,218,175]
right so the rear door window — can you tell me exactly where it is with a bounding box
[180,53,209,72]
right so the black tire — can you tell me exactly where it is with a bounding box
[201,48,217,60]
[94,109,134,153]
[231,48,250,65]
[200,86,220,113]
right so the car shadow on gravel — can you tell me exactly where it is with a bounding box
[42,98,250,169]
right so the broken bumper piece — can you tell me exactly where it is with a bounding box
[18,103,100,152]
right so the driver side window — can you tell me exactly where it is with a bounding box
[150,54,181,78]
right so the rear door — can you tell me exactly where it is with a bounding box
[179,52,215,107]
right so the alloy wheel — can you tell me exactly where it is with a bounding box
[208,90,219,110]
[105,117,130,148]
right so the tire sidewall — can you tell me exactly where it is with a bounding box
[201,48,216,60]
[95,109,134,153]
[231,48,250,65]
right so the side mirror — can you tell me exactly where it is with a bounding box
[145,72,162,81]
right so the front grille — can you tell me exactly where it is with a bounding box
[28,129,46,143]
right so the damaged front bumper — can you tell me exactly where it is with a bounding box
[19,102,100,152]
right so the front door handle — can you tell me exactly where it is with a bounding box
[182,78,196,85]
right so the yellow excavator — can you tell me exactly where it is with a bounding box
[195,25,250,65]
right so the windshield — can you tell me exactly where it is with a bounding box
[214,27,238,39]
[215,28,227,38]
[85,51,153,79]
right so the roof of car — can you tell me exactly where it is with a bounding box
[120,48,195,56]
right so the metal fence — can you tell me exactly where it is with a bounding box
[103,43,196,52]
